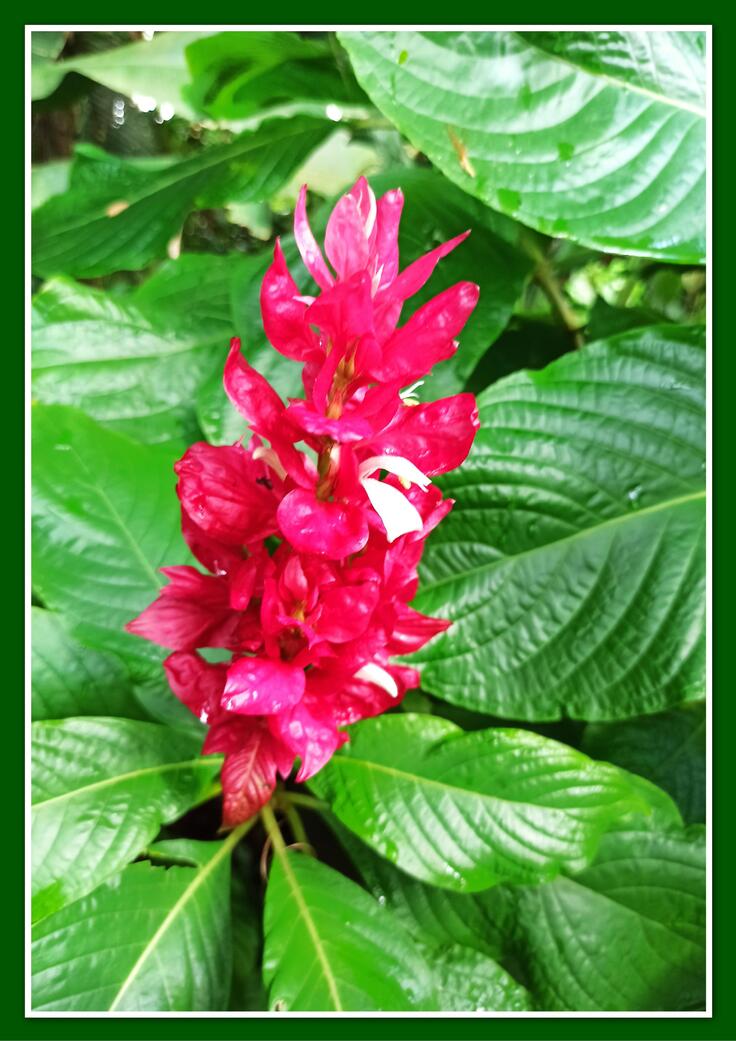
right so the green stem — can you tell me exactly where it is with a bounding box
[222,815,259,851]
[261,802,289,857]
[281,791,330,813]
[520,232,584,347]
[285,805,310,848]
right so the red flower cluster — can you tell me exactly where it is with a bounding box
[128,177,480,826]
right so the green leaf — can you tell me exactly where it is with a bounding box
[263,849,438,1011]
[583,703,706,824]
[32,837,234,1011]
[339,31,705,262]
[32,277,225,444]
[31,160,72,210]
[310,714,646,892]
[32,116,332,279]
[31,607,146,722]
[422,944,533,1012]
[131,251,246,327]
[32,405,187,671]
[184,32,366,121]
[520,31,705,110]
[412,325,705,721]
[31,718,221,922]
[365,168,533,397]
[512,822,706,1010]
[334,819,516,961]
[31,30,211,113]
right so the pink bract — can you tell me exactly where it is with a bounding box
[127,176,480,826]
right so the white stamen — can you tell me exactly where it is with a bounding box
[294,295,315,305]
[362,478,424,542]
[354,662,399,698]
[252,446,287,481]
[400,380,425,400]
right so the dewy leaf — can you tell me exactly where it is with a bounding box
[512,822,706,1011]
[31,719,221,922]
[310,714,647,892]
[340,31,705,262]
[32,277,224,445]
[31,607,147,722]
[335,821,517,961]
[422,944,534,1012]
[583,703,706,824]
[263,849,438,1011]
[519,31,705,110]
[412,325,705,722]
[32,116,332,279]
[32,837,234,1011]
[31,30,212,113]
[32,405,188,671]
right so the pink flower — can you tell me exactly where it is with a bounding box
[127,176,480,826]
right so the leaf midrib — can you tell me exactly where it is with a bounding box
[32,757,217,811]
[277,853,344,1011]
[417,488,705,602]
[107,834,235,1011]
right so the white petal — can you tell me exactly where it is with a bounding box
[354,662,399,698]
[362,477,423,542]
[358,454,431,489]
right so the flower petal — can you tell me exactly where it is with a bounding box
[204,718,291,826]
[224,338,286,435]
[277,489,369,559]
[260,239,320,361]
[361,477,424,542]
[370,393,480,476]
[223,657,306,715]
[324,176,377,281]
[163,651,226,723]
[358,453,431,489]
[294,183,334,289]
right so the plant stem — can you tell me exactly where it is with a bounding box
[285,805,310,848]
[261,802,289,857]
[222,815,259,852]
[520,232,584,347]
[281,791,330,813]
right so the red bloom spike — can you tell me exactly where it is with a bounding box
[127,177,480,827]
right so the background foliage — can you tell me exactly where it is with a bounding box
[30,29,707,1013]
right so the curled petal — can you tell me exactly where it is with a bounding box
[353,661,399,698]
[224,338,285,436]
[260,239,320,361]
[295,184,334,290]
[373,188,404,290]
[362,478,424,543]
[223,657,306,716]
[388,607,452,654]
[358,454,431,489]
[277,489,368,559]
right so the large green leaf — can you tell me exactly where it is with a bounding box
[263,849,438,1011]
[412,325,705,722]
[32,837,233,1011]
[32,405,187,670]
[310,714,646,892]
[32,116,331,279]
[31,30,210,112]
[512,822,706,1010]
[32,277,225,444]
[340,31,705,262]
[31,719,220,922]
[228,846,267,1011]
[31,607,146,722]
[340,811,705,1011]
[583,703,706,824]
[520,31,705,110]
